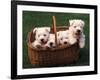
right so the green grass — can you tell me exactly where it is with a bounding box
[22,11,90,68]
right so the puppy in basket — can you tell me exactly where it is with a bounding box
[45,33,56,50]
[57,30,71,48]
[32,27,50,50]
[68,19,85,48]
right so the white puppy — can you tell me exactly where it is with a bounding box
[45,33,56,49]
[57,30,70,46]
[32,27,50,49]
[69,19,85,48]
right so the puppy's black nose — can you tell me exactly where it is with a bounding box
[64,42,67,44]
[41,39,44,42]
[50,42,53,46]
[77,30,81,33]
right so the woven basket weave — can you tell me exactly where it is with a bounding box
[27,16,80,67]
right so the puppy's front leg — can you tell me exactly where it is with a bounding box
[36,44,43,49]
[32,41,42,49]
[69,37,77,45]
[79,34,85,48]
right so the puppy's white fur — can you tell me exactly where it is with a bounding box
[68,31,77,45]
[32,40,44,49]
[45,33,56,49]
[69,19,85,48]
[79,32,85,48]
[32,27,50,49]
[57,30,70,46]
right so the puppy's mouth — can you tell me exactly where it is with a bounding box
[49,43,56,48]
[75,32,81,36]
[75,33,80,35]
[41,41,47,44]
[40,39,47,44]
[75,30,82,36]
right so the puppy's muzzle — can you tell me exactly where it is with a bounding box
[50,42,53,46]
[77,30,81,33]
[76,29,81,35]
[64,41,67,44]
[40,39,46,43]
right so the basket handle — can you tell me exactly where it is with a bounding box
[52,16,58,46]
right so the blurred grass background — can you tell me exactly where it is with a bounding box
[23,11,90,68]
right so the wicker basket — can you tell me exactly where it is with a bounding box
[27,16,80,67]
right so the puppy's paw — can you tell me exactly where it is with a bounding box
[69,38,77,45]
[79,35,85,48]
[79,42,85,48]
[36,45,42,49]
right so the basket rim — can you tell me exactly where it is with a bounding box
[27,42,79,51]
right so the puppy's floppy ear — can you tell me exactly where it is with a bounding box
[81,20,85,27]
[33,28,37,34]
[45,27,50,32]
[69,20,74,26]
[57,32,60,36]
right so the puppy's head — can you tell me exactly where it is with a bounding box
[45,34,56,49]
[57,31,69,46]
[33,27,50,44]
[69,19,85,36]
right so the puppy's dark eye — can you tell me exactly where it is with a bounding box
[66,37,68,39]
[61,38,63,40]
[74,26,76,28]
[44,34,46,36]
